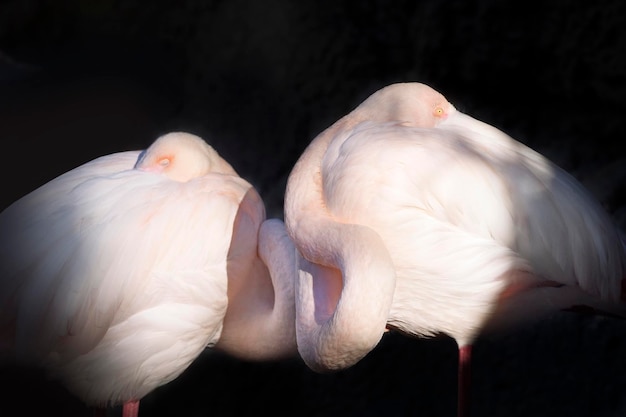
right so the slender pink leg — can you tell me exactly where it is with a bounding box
[458,344,472,417]
[122,400,140,417]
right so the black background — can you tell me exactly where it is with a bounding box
[1,1,625,416]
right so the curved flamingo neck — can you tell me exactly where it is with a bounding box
[285,120,397,371]
[255,218,298,358]
[217,190,297,361]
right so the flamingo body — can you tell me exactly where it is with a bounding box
[0,132,296,414]
[284,82,626,414]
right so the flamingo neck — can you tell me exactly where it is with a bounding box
[216,189,297,360]
[285,120,396,371]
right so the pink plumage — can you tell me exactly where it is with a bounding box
[284,82,626,417]
[0,132,296,417]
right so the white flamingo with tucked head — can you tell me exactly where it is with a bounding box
[284,82,626,417]
[0,132,296,417]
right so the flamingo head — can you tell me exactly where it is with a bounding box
[134,132,238,181]
[355,82,455,127]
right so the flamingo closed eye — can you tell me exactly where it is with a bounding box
[0,132,297,417]
[283,82,626,417]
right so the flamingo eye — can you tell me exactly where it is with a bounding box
[433,106,445,117]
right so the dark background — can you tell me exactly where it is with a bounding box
[1,1,626,416]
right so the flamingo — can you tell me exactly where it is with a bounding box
[283,82,626,417]
[0,132,297,417]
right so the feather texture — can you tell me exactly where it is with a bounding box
[0,132,296,412]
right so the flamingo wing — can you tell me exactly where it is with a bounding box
[319,120,625,340]
[0,156,247,364]
[437,112,626,300]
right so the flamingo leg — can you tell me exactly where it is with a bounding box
[458,344,472,417]
[122,400,140,417]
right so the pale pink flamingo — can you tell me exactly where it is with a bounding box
[284,82,626,417]
[0,132,296,417]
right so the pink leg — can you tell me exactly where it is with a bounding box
[458,344,472,417]
[122,400,140,417]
